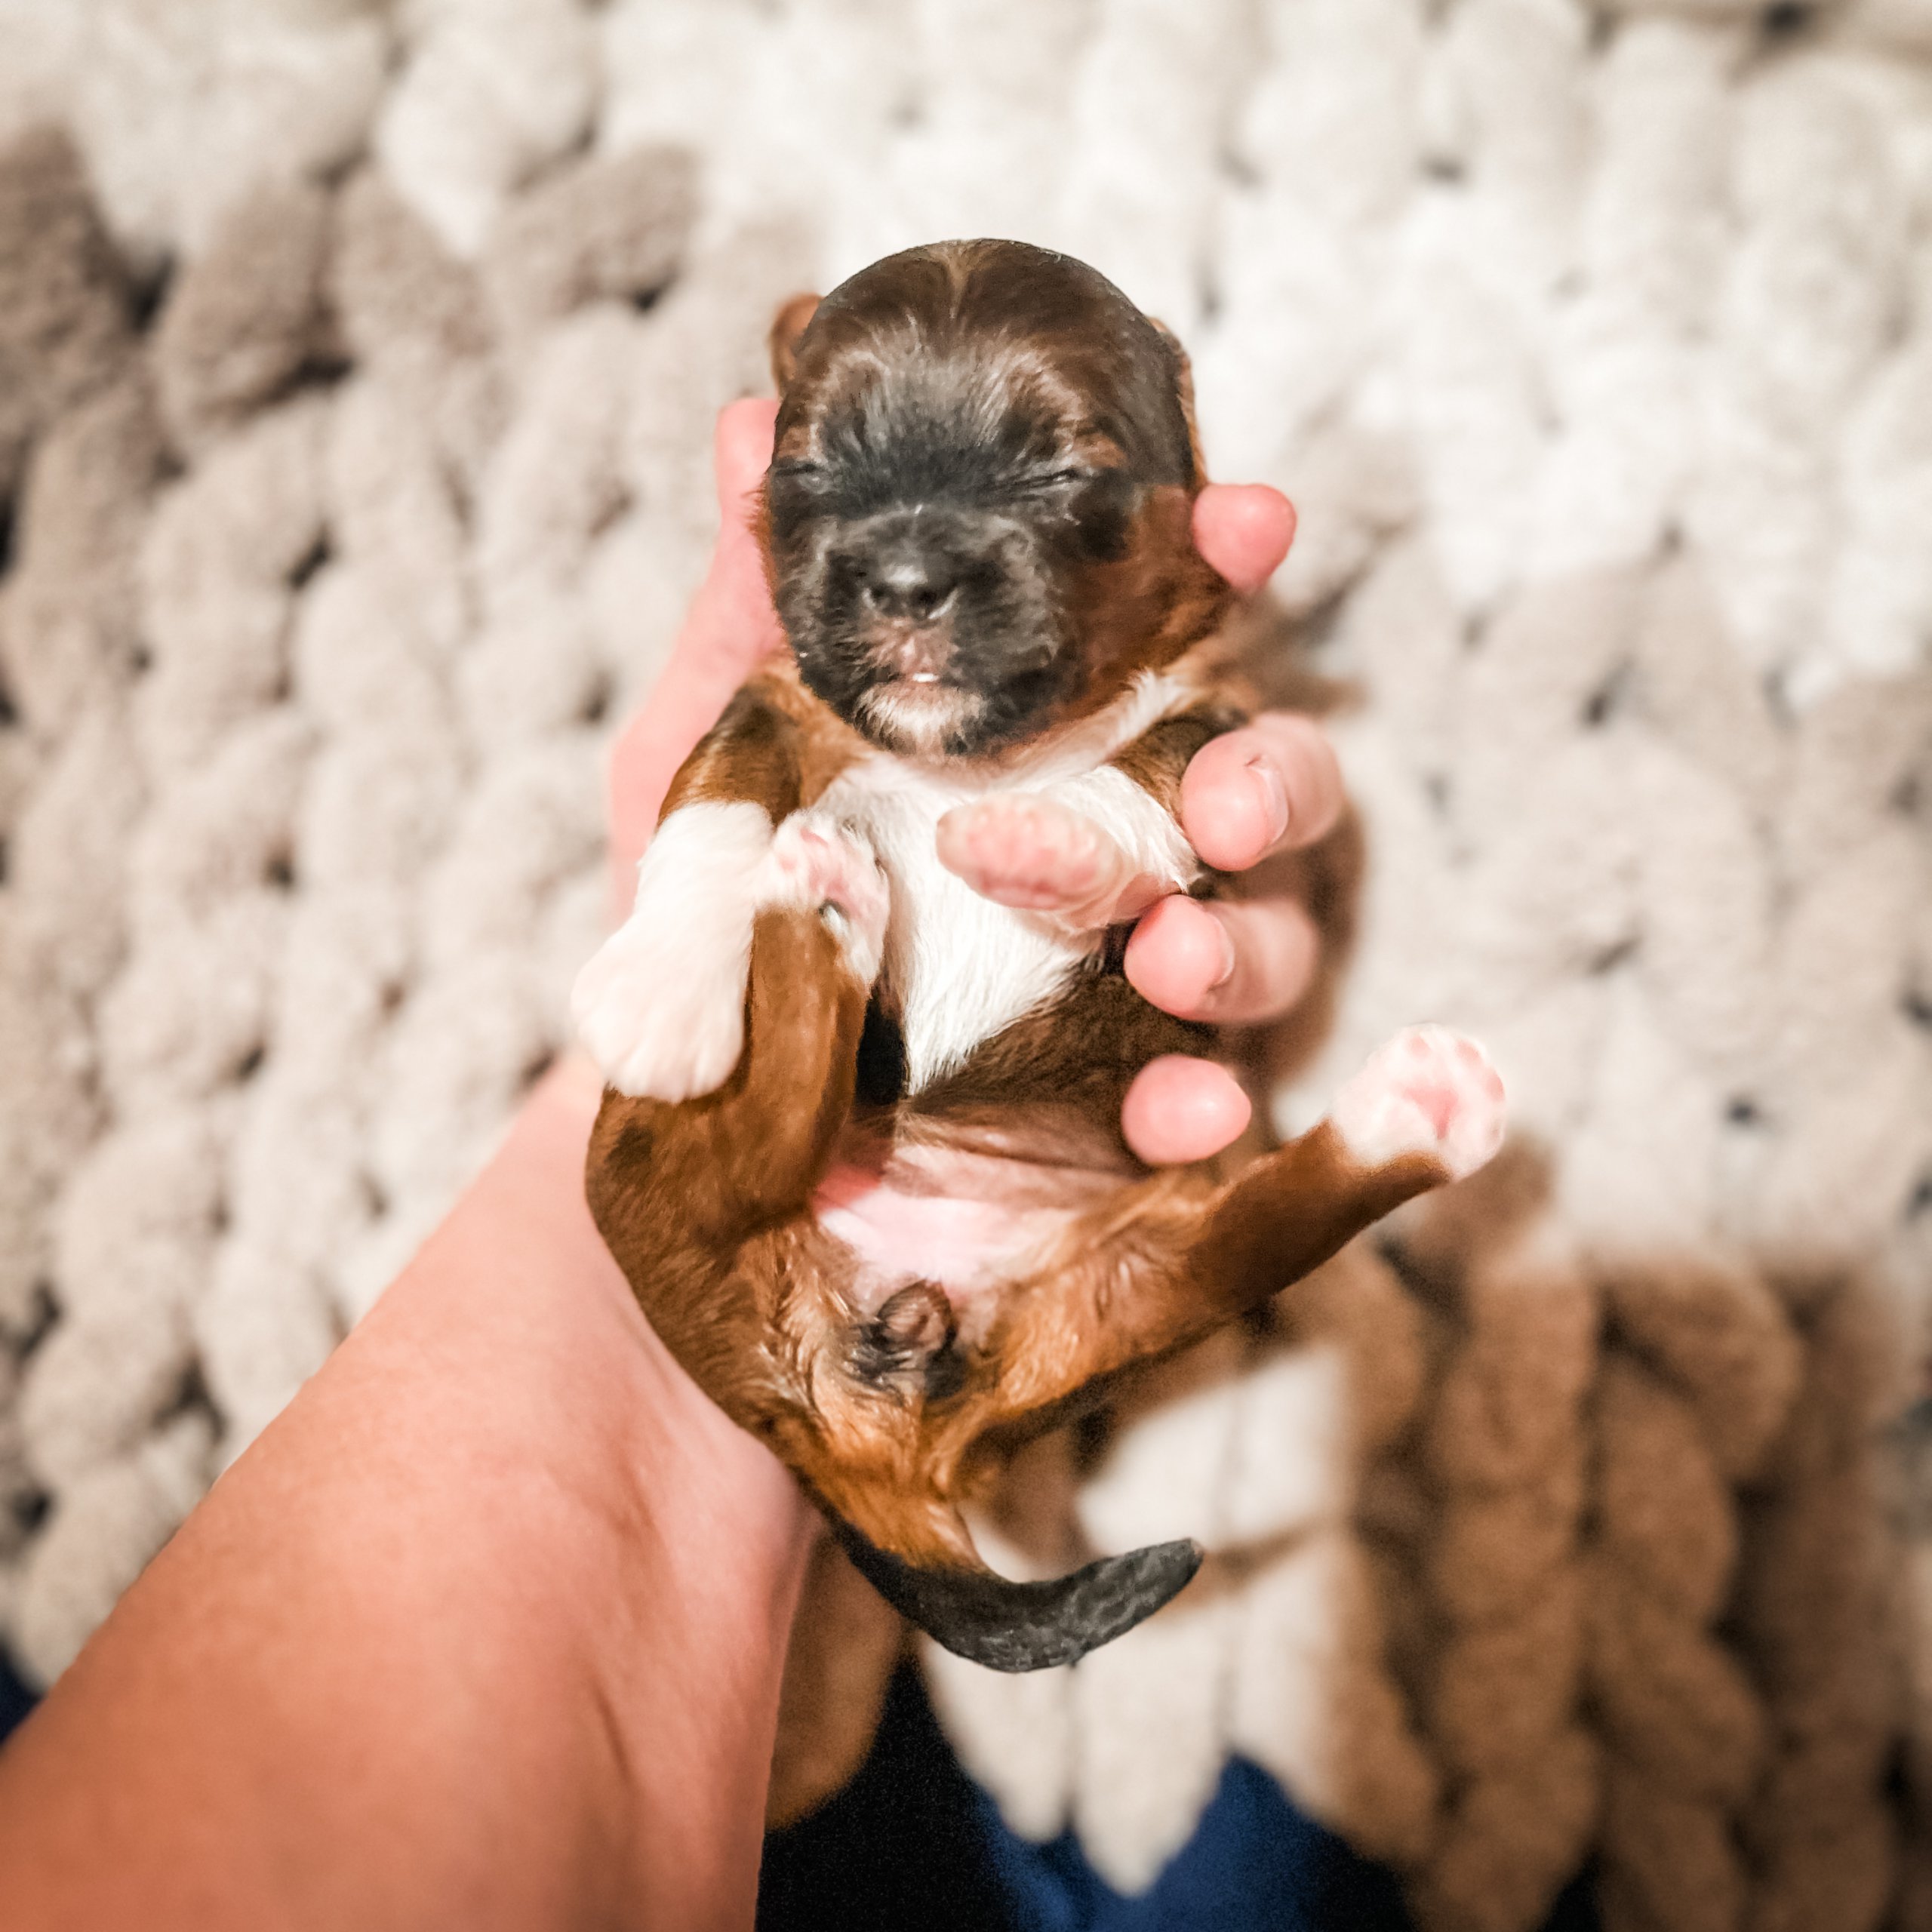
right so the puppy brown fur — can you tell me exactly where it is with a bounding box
[575,242,1504,1671]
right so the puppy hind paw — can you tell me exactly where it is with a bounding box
[765,811,890,987]
[1331,1025,1506,1180]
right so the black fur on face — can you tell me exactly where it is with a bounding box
[762,241,1215,761]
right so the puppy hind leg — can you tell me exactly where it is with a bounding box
[987,1026,1507,1413]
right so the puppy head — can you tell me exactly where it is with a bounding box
[761,241,1230,761]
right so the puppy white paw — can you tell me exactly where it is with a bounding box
[1331,1026,1506,1180]
[764,811,890,988]
[571,801,772,1101]
[574,927,749,1102]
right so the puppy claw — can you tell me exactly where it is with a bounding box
[1331,1026,1506,1180]
[766,811,890,988]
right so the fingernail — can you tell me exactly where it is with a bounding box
[1210,917,1236,992]
[1247,756,1290,848]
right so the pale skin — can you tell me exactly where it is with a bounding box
[0,403,1338,1930]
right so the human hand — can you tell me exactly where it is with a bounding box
[607,400,790,882]
[606,399,1343,1168]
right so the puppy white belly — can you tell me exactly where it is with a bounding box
[821,768,1093,1093]
[812,1171,1074,1306]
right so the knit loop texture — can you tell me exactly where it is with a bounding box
[0,5,1928,1929]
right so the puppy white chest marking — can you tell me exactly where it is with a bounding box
[820,683,1200,1093]
[821,765,1083,1093]
[574,666,1208,1101]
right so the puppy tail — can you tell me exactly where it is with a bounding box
[826,1514,1202,1672]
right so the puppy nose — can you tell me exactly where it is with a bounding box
[863,549,957,623]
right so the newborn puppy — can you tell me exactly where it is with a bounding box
[574,240,1504,1671]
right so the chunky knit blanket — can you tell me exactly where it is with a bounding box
[0,5,1928,1929]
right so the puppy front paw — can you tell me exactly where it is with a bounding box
[573,926,752,1102]
[1331,1026,1506,1180]
[571,801,773,1101]
[937,792,1142,928]
[765,811,890,988]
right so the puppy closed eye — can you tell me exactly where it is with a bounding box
[770,458,829,492]
[766,460,832,538]
[1026,463,1132,495]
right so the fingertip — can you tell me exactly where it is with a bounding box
[1129,893,1321,1027]
[1193,484,1297,593]
[1180,730,1284,872]
[1123,895,1232,1016]
[1122,1057,1253,1166]
[1181,715,1344,867]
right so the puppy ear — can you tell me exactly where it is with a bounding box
[1148,316,1208,486]
[769,292,822,393]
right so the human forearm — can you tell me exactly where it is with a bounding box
[0,1055,811,1932]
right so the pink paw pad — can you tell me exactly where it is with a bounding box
[936,794,1116,916]
[766,814,890,983]
[1331,1026,1506,1180]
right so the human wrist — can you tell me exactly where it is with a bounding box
[456,1054,813,1887]
[392,1048,811,1579]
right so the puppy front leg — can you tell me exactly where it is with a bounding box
[574,675,853,1102]
[985,1027,1506,1417]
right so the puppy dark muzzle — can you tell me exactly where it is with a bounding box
[786,504,1070,755]
[840,507,999,637]
[851,516,961,685]
[857,521,961,627]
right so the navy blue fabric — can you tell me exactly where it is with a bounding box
[978,1755,1409,1932]
[0,1646,34,1746]
[758,1662,1017,1932]
[761,1663,1600,1932]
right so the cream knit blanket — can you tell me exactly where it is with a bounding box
[0,5,1927,1928]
